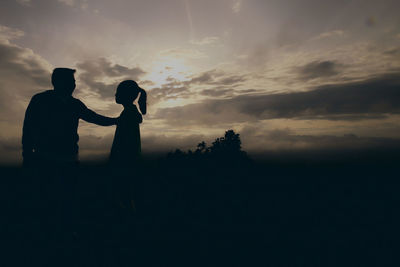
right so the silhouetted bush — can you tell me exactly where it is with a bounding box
[166,130,250,165]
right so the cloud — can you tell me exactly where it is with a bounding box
[314,30,344,40]
[159,48,207,59]
[145,76,192,104]
[148,84,190,104]
[365,16,376,27]
[232,0,242,13]
[296,60,342,80]
[141,133,208,153]
[0,25,53,164]
[241,44,270,68]
[215,75,247,85]
[185,69,247,86]
[241,89,259,94]
[78,132,210,159]
[76,57,146,98]
[0,25,24,41]
[0,27,52,124]
[200,88,235,97]
[201,88,260,98]
[190,36,220,46]
[383,47,400,56]
[78,126,400,159]
[187,69,219,84]
[15,0,31,7]
[77,57,145,78]
[0,137,21,164]
[146,69,248,104]
[240,126,400,153]
[154,72,400,125]
[57,0,88,9]
[58,0,75,6]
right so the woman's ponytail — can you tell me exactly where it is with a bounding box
[138,88,147,115]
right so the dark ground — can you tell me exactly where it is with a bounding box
[1,149,399,266]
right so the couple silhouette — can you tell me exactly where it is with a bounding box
[22,68,146,167]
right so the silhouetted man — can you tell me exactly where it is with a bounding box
[22,68,117,243]
[22,68,117,165]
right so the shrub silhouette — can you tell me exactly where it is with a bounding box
[167,130,249,163]
[210,130,242,155]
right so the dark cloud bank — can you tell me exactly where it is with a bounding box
[155,71,400,124]
[296,60,342,80]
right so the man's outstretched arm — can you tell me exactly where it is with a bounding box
[80,104,118,126]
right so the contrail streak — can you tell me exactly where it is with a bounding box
[183,0,194,40]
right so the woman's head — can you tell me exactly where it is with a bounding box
[116,80,146,114]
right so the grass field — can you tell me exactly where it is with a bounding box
[2,150,399,266]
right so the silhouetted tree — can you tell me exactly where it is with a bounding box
[167,130,248,162]
[167,148,185,159]
[195,141,208,155]
[210,130,242,155]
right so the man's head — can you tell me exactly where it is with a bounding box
[51,68,76,96]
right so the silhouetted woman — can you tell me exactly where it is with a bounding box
[109,80,146,216]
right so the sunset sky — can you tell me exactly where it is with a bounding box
[0,0,399,163]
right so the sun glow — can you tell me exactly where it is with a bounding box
[146,57,192,87]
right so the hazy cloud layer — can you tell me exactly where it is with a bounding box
[155,72,400,125]
[239,127,400,152]
[0,27,51,164]
[77,57,146,98]
[77,132,208,160]
[296,60,342,80]
[0,25,24,40]
[200,88,235,97]
[147,69,249,104]
[190,36,220,46]
[72,127,400,157]
[3,128,400,164]
[0,28,52,124]
[383,47,400,56]
[148,84,190,104]
[160,48,207,59]
[0,137,21,164]
[186,69,247,86]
